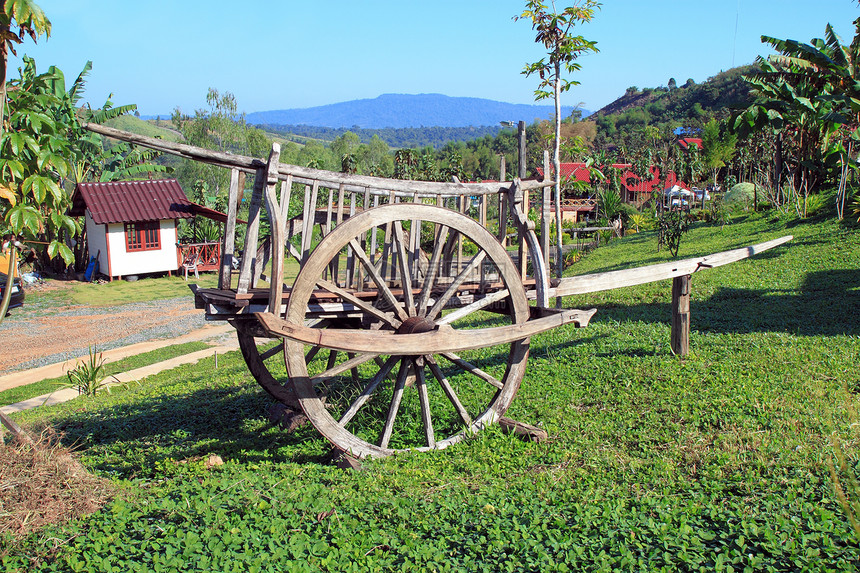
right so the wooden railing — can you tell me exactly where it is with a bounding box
[178,242,221,272]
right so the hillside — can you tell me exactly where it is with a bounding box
[591,65,756,141]
[103,115,182,142]
[245,93,581,129]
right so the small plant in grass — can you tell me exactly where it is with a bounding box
[628,211,653,233]
[61,347,115,397]
[656,209,690,257]
[709,194,729,229]
[849,188,860,223]
[800,193,827,218]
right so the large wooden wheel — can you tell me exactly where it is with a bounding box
[283,203,530,458]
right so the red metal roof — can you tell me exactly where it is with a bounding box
[69,179,198,224]
[678,137,703,150]
[539,163,688,195]
[537,163,593,183]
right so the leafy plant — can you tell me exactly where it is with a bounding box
[656,208,690,257]
[709,194,729,228]
[627,211,652,233]
[61,347,114,397]
[800,192,827,218]
[850,188,860,223]
[597,187,623,221]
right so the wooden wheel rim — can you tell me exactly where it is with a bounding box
[235,324,297,406]
[285,203,530,459]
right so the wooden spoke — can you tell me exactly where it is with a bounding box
[440,352,504,389]
[349,238,409,322]
[338,355,399,427]
[417,225,449,316]
[305,344,322,364]
[426,250,488,321]
[315,277,401,328]
[392,220,416,316]
[437,288,510,326]
[347,352,360,384]
[379,359,410,449]
[259,343,283,361]
[310,352,378,386]
[325,349,338,371]
[414,359,436,448]
[426,355,472,427]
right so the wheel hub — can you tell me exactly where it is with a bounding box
[396,316,436,335]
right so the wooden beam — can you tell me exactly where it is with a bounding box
[551,236,793,297]
[255,307,596,355]
[237,166,267,293]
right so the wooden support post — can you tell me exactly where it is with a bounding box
[518,187,529,279]
[498,156,507,247]
[237,165,267,293]
[0,410,33,445]
[671,274,691,356]
[262,145,284,315]
[219,168,242,289]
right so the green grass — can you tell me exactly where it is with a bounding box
[3,210,859,571]
[0,341,212,406]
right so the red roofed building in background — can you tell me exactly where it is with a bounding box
[70,179,227,280]
[538,162,689,219]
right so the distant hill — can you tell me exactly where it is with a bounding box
[261,124,508,150]
[591,66,756,128]
[245,93,584,129]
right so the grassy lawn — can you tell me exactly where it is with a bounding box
[2,209,858,571]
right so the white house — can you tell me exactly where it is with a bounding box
[69,179,218,280]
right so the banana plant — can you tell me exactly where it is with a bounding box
[738,18,860,218]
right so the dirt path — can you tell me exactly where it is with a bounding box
[0,281,210,375]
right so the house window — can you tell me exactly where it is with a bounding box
[125,221,161,251]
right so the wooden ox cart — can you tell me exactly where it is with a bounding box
[85,124,791,459]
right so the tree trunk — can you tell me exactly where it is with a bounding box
[553,62,563,302]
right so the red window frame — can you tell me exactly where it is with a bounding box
[124,221,161,252]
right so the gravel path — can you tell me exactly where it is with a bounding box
[0,294,213,375]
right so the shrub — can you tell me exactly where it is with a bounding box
[800,193,827,218]
[724,182,758,207]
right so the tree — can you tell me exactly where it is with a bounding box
[737,47,840,214]
[701,118,736,186]
[1,57,76,268]
[0,0,50,135]
[172,88,271,204]
[668,77,677,91]
[516,0,599,285]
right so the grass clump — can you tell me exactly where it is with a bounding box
[59,348,113,397]
[0,430,111,545]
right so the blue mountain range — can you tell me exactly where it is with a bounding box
[244,93,583,129]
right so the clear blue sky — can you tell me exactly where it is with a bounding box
[8,0,859,118]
